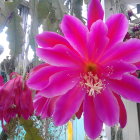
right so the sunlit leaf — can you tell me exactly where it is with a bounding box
[20,118,43,140]
[72,0,83,21]
[51,0,68,20]
[29,0,38,51]
[37,0,50,24]
[6,10,24,57]
[0,0,6,31]
[4,1,24,57]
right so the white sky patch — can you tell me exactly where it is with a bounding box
[128,4,140,20]
[0,27,10,63]
[27,46,34,61]
[25,15,35,61]
[39,25,43,33]
[82,1,88,25]
[0,14,35,63]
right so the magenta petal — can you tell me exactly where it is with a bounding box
[101,39,140,64]
[40,96,59,119]
[94,88,119,126]
[114,93,127,128]
[76,102,83,119]
[0,76,4,86]
[135,61,140,69]
[36,45,84,67]
[34,95,59,119]
[27,66,65,90]
[103,60,137,80]
[84,94,103,139]
[36,31,71,48]
[88,20,109,61]
[87,0,104,29]
[53,85,85,125]
[110,74,140,102]
[106,14,128,47]
[0,78,17,103]
[61,15,88,59]
[34,95,48,116]
[30,63,49,76]
[44,97,59,118]
[38,70,80,97]
[20,83,33,119]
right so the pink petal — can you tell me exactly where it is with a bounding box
[4,108,17,123]
[38,70,80,97]
[84,94,103,139]
[106,14,128,47]
[101,39,140,64]
[29,63,49,76]
[0,78,18,103]
[103,60,137,80]
[88,20,109,61]
[53,85,85,125]
[40,96,59,119]
[34,95,59,119]
[36,31,71,48]
[44,97,59,118]
[87,0,104,29]
[0,76,4,86]
[61,15,88,59]
[20,83,33,119]
[34,95,47,116]
[75,102,83,119]
[27,66,65,90]
[135,61,140,69]
[114,93,127,128]
[39,99,50,118]
[13,77,22,110]
[94,88,119,126]
[109,74,140,102]
[36,45,84,68]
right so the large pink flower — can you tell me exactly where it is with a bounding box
[27,0,140,139]
[0,73,33,123]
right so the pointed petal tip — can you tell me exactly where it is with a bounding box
[106,13,128,46]
[87,0,104,29]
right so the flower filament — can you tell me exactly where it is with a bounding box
[81,72,103,96]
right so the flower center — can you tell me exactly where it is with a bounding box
[85,62,96,72]
[80,72,103,96]
[10,104,16,109]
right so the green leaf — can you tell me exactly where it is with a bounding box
[72,0,83,21]
[29,0,39,51]
[24,133,32,140]
[42,17,59,32]
[0,0,6,31]
[51,0,67,20]
[37,0,50,24]
[0,1,21,32]
[37,0,69,32]
[6,10,24,57]
[19,118,43,140]
[20,118,34,128]
[4,1,17,16]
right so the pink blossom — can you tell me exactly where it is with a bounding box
[33,94,59,119]
[0,73,33,123]
[27,0,140,139]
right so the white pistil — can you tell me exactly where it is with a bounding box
[82,72,103,96]
[11,104,16,109]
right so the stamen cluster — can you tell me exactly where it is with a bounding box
[81,72,103,96]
